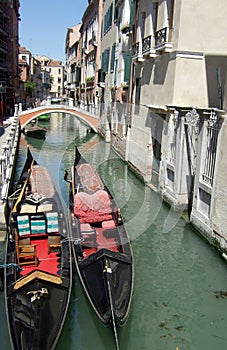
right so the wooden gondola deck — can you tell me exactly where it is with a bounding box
[14,270,62,290]
[19,234,61,277]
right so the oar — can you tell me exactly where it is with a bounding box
[12,160,34,213]
[105,260,120,350]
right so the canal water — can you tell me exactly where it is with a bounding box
[1,112,227,350]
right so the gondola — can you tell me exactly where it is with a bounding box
[5,147,72,350]
[22,123,47,139]
[65,147,134,349]
[38,114,50,122]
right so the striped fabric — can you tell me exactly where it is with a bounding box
[30,219,46,234]
[17,215,30,236]
[46,212,59,233]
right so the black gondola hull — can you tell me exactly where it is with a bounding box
[68,146,134,329]
[5,147,72,350]
[75,249,133,326]
[6,274,70,350]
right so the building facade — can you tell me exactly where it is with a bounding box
[72,0,227,252]
[0,0,20,124]
[19,48,49,105]
[18,46,31,103]
[79,0,103,110]
[65,24,81,104]
[42,60,65,99]
[99,0,135,143]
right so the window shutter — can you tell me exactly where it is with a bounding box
[124,52,131,83]
[110,43,116,72]
[129,0,135,30]
[101,49,110,81]
[105,48,110,73]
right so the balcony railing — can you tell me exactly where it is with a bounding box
[155,27,173,52]
[156,27,167,46]
[132,42,143,62]
[142,35,156,58]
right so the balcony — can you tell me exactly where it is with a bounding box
[132,42,144,63]
[142,35,156,58]
[86,76,95,88]
[155,27,173,53]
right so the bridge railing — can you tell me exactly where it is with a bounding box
[18,98,101,131]
[0,106,20,202]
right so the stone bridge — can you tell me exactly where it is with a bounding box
[19,104,99,132]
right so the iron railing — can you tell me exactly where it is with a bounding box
[202,113,219,186]
[155,27,168,47]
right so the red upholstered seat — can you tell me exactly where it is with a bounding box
[102,220,116,229]
[81,223,93,232]
[81,223,97,248]
[74,190,113,223]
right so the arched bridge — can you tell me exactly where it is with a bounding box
[19,104,99,132]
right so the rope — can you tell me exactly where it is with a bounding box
[0,263,22,271]
[61,237,84,244]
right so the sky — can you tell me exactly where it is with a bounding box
[19,0,88,62]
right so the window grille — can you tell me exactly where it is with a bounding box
[202,112,219,186]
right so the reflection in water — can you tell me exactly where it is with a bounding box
[1,113,227,350]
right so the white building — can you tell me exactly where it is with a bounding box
[42,60,65,99]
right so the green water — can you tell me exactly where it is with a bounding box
[1,113,227,350]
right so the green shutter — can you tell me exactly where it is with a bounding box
[101,49,110,75]
[124,52,131,83]
[130,0,135,30]
[110,43,116,72]
[105,48,110,73]
[110,3,113,27]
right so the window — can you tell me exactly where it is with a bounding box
[110,43,116,72]
[129,0,135,30]
[155,0,174,48]
[104,3,113,34]
[134,77,141,114]
[124,52,131,83]
[114,0,118,21]
[141,12,146,40]
[102,48,110,74]
[100,48,110,82]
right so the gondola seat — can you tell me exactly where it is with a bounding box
[48,235,61,254]
[102,220,115,229]
[17,237,38,266]
[81,223,97,248]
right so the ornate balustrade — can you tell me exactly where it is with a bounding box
[142,35,156,58]
[0,110,20,201]
[155,27,172,52]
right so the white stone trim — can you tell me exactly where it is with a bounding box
[170,51,204,60]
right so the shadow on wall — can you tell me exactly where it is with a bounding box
[153,55,169,85]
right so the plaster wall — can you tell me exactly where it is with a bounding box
[176,1,227,54]
[137,55,176,107]
[172,55,208,107]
